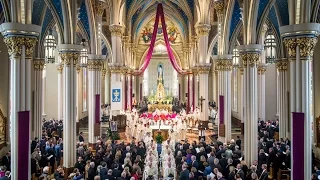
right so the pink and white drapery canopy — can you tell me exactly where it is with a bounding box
[132,3,191,76]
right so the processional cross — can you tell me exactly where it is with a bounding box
[199,96,205,112]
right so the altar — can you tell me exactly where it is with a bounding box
[150,125,171,140]
[148,103,172,113]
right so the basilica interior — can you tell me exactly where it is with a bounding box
[0,0,319,179]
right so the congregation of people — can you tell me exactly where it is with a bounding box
[0,115,319,179]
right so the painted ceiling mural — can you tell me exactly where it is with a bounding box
[139,18,181,44]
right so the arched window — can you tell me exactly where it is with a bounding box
[80,39,88,111]
[264,32,276,64]
[44,30,56,63]
[232,48,239,65]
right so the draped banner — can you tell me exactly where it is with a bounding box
[111,82,123,110]
[292,112,304,180]
[134,3,190,75]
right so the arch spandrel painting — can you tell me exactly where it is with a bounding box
[140,18,181,44]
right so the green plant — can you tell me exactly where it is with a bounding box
[155,133,163,144]
[107,129,120,140]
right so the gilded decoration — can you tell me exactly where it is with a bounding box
[109,25,124,37]
[109,66,122,74]
[57,65,63,74]
[95,1,106,17]
[4,36,25,58]
[33,59,45,71]
[60,52,80,67]
[246,53,260,67]
[276,59,288,71]
[102,69,107,77]
[240,53,247,67]
[239,66,244,75]
[24,37,38,58]
[213,1,224,16]
[87,59,103,71]
[197,66,211,74]
[296,37,318,59]
[257,64,267,75]
[76,65,81,74]
[283,38,297,58]
[196,24,211,36]
[216,59,232,71]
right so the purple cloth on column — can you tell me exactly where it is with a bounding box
[292,112,304,180]
[219,96,224,124]
[140,83,142,101]
[187,75,190,113]
[95,94,100,124]
[179,84,181,100]
[18,111,30,179]
[130,76,132,109]
[193,76,195,110]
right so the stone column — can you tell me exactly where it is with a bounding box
[109,24,125,114]
[57,64,63,120]
[239,45,262,166]
[257,63,266,121]
[33,58,45,139]
[276,59,289,139]
[215,56,232,143]
[193,71,199,109]
[195,24,211,121]
[76,66,81,122]
[105,70,110,104]
[59,46,81,169]
[239,67,245,125]
[87,56,104,147]
[281,24,319,178]
[2,25,40,179]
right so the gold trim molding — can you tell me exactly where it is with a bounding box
[96,1,106,17]
[196,24,211,36]
[257,64,267,75]
[57,65,63,74]
[296,37,318,59]
[213,1,224,16]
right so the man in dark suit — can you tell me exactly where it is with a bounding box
[191,155,199,169]
[100,162,108,180]
[259,164,269,180]
[236,136,241,150]
[1,152,10,171]
[179,164,190,180]
[88,162,96,180]
[78,132,84,142]
[236,164,245,180]
[105,169,115,180]
[112,164,122,178]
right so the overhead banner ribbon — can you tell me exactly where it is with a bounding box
[133,3,191,75]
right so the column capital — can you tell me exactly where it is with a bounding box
[76,65,81,73]
[257,63,267,75]
[239,66,244,75]
[216,59,232,71]
[109,24,125,37]
[108,63,124,73]
[3,36,38,58]
[102,68,107,77]
[276,58,289,71]
[95,1,106,17]
[213,1,224,17]
[87,59,103,71]
[194,63,211,74]
[283,38,297,59]
[59,52,80,67]
[296,37,318,60]
[195,24,211,36]
[33,58,45,71]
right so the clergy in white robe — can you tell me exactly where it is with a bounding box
[163,162,176,179]
[143,162,158,180]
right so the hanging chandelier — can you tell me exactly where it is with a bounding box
[80,39,88,67]
[44,29,56,63]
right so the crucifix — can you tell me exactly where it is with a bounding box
[199,96,205,112]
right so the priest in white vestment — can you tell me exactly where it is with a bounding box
[143,161,158,180]
[163,161,176,179]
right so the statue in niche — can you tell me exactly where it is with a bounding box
[156,64,166,101]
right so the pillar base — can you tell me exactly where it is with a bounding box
[63,167,74,179]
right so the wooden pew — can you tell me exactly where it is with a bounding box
[268,166,274,180]
[277,169,291,180]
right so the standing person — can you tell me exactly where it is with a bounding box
[179,163,190,180]
[236,136,241,150]
[79,132,84,142]
[1,152,10,171]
